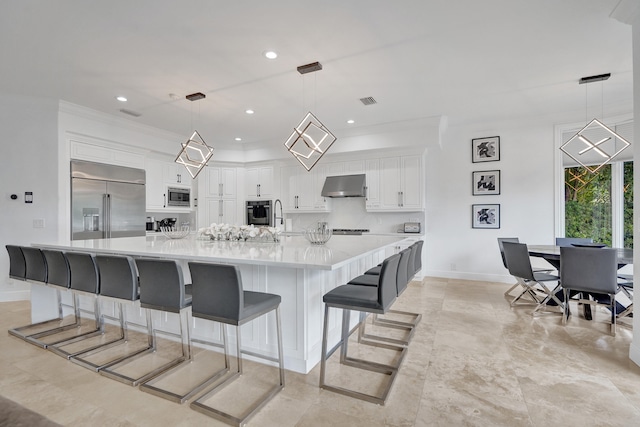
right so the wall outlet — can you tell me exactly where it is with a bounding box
[450,263,457,271]
[33,219,45,228]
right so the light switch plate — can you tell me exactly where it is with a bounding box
[33,219,45,228]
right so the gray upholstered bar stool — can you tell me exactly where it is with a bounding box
[348,248,416,347]
[70,254,154,371]
[100,258,192,386]
[6,245,26,281]
[47,251,104,357]
[320,253,404,405]
[187,262,284,427]
[8,247,80,348]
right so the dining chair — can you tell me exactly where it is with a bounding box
[616,274,633,321]
[498,238,554,306]
[502,241,562,314]
[555,237,593,247]
[560,246,619,335]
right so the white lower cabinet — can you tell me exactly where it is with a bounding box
[202,198,237,226]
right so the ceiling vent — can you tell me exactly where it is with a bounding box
[359,96,377,106]
[119,109,141,117]
[297,62,322,74]
[186,92,206,101]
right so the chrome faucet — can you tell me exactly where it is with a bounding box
[274,199,283,225]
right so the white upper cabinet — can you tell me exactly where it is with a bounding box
[145,158,193,211]
[280,165,328,212]
[163,163,192,187]
[204,166,236,199]
[364,159,380,209]
[370,156,423,211]
[245,166,274,199]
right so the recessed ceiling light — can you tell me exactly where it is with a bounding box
[347,119,355,124]
[264,51,278,59]
[235,137,242,142]
[245,109,254,115]
[116,96,127,102]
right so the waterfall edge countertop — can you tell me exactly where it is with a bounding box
[33,234,410,270]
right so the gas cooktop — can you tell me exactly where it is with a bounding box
[331,228,370,235]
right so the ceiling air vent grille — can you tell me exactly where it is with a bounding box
[359,96,377,106]
[119,109,142,117]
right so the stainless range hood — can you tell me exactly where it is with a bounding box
[321,174,366,197]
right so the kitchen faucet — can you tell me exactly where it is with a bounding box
[274,199,283,226]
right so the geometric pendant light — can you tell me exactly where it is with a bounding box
[175,130,214,179]
[284,62,336,171]
[174,92,214,179]
[559,73,630,174]
[284,111,337,171]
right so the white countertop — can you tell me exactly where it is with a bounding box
[34,234,409,270]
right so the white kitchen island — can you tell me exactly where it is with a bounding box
[31,233,411,373]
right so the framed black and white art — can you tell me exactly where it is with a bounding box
[472,204,500,229]
[472,170,500,196]
[472,136,500,163]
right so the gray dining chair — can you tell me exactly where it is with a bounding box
[498,238,554,301]
[502,241,562,314]
[560,246,619,335]
[555,237,593,247]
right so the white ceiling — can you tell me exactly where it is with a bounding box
[0,0,633,152]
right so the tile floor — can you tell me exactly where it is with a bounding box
[1,277,639,426]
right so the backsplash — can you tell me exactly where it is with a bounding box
[283,198,424,233]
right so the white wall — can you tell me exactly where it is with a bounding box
[0,94,59,300]
[425,119,556,283]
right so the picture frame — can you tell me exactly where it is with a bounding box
[472,170,500,195]
[472,204,500,229]
[472,136,500,163]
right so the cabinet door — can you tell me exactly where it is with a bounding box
[295,170,315,211]
[379,157,402,209]
[314,162,342,209]
[365,159,380,209]
[280,166,297,212]
[246,166,273,199]
[401,156,422,209]
[205,199,237,225]
[146,160,166,210]
[205,167,236,198]
[169,163,192,187]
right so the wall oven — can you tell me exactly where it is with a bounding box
[246,200,272,227]
[167,186,191,207]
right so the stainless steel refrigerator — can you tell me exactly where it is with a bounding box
[71,160,146,240]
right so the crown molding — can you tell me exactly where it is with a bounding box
[610,0,640,25]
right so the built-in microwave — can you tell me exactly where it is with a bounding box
[166,186,191,207]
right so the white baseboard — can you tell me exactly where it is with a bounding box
[630,338,640,368]
[0,289,30,302]
[424,269,515,284]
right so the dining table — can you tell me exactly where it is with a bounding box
[528,244,633,320]
[528,245,633,270]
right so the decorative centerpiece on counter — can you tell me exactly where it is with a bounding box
[198,223,282,242]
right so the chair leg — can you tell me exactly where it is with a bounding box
[319,305,406,405]
[99,308,190,386]
[611,294,616,336]
[190,307,285,426]
[562,289,570,325]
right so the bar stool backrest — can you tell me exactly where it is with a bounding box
[379,253,401,310]
[6,245,26,280]
[413,240,424,274]
[42,250,70,289]
[22,247,47,283]
[135,258,187,313]
[396,248,411,295]
[189,262,243,323]
[96,255,139,301]
[65,252,99,294]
